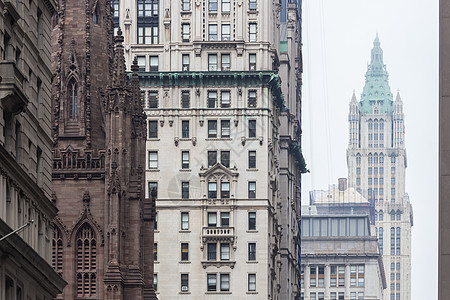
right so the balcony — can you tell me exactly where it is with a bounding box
[0,61,27,114]
[202,226,235,244]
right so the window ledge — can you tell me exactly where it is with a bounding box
[246,261,258,264]
[246,230,258,233]
[154,261,160,264]
[147,138,160,141]
[246,168,259,172]
[246,291,258,294]
[179,291,191,294]
[206,138,232,141]
[179,169,192,172]
[147,169,160,172]
[179,261,191,264]
[179,230,191,233]
[206,292,232,295]
[180,11,192,15]
[154,230,160,233]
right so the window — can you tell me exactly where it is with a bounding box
[356,178,360,185]
[208,120,217,138]
[330,292,337,300]
[148,151,158,169]
[182,120,190,137]
[181,274,189,292]
[208,54,218,71]
[150,56,158,71]
[137,56,146,71]
[368,178,372,185]
[318,266,324,287]
[208,151,217,167]
[112,0,120,17]
[221,182,230,198]
[182,54,190,71]
[397,213,401,220]
[221,91,231,107]
[248,212,256,230]
[392,167,396,174]
[356,167,361,174]
[222,0,230,12]
[391,188,395,195]
[248,274,256,291]
[208,91,218,108]
[182,23,190,42]
[330,265,337,287]
[397,262,400,270]
[220,243,230,260]
[148,120,158,138]
[153,243,157,261]
[76,226,97,298]
[221,151,230,166]
[248,151,256,168]
[181,212,189,230]
[182,151,190,169]
[68,79,78,119]
[248,181,256,198]
[221,53,230,70]
[391,262,395,270]
[338,266,345,286]
[380,188,384,195]
[154,213,158,230]
[208,274,217,291]
[249,120,256,137]
[207,243,217,260]
[222,24,231,41]
[392,156,396,163]
[148,91,158,108]
[380,167,384,174]
[220,274,230,291]
[138,0,158,16]
[209,0,218,11]
[148,182,158,197]
[209,24,218,41]
[338,292,344,300]
[138,26,158,44]
[181,243,189,261]
[220,212,230,226]
[208,182,217,198]
[153,274,158,291]
[182,0,190,11]
[221,120,230,138]
[380,212,384,220]
[351,293,356,300]
[248,90,257,107]
[52,227,63,275]
[248,243,256,260]
[368,167,372,175]
[249,0,257,10]
[358,265,365,287]
[249,23,257,42]
[182,182,189,199]
[249,54,256,70]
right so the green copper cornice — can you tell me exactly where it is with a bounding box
[136,71,285,109]
[359,34,394,115]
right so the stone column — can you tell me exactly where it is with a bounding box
[305,264,310,298]
[325,264,330,299]
[345,264,350,299]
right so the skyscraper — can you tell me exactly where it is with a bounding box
[51,0,156,298]
[347,35,413,300]
[113,0,304,298]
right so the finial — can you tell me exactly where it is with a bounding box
[374,33,380,46]
[395,89,402,102]
[115,27,124,44]
[131,56,139,73]
[351,90,357,102]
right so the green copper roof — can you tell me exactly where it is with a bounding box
[359,34,394,115]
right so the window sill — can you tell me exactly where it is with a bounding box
[246,261,258,264]
[246,168,259,172]
[180,11,192,15]
[179,261,191,264]
[179,230,191,233]
[246,230,258,233]
[179,291,191,294]
[179,169,192,172]
[147,138,160,141]
[154,261,160,264]
[206,138,232,141]
[206,292,232,295]
[154,230,160,233]
[246,291,258,294]
[147,169,160,172]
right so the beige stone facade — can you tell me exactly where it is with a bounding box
[0,0,66,298]
[114,0,303,298]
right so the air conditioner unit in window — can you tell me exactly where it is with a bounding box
[183,66,189,71]
[181,286,188,292]
[250,65,256,70]
[223,66,230,71]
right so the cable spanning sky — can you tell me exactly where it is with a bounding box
[301,1,438,299]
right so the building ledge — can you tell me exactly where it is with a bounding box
[201,261,236,269]
[0,61,28,114]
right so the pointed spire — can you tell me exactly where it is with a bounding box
[130,57,142,111]
[374,32,380,46]
[351,90,357,103]
[395,89,402,102]
[111,28,127,87]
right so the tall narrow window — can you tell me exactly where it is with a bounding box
[69,79,78,119]
[249,0,257,10]
[93,7,99,24]
[221,182,230,198]
[221,120,230,138]
[181,243,189,261]
[248,90,257,107]
[249,53,256,70]
[220,274,230,291]
[221,91,231,107]
[52,227,63,276]
[221,212,230,226]
[209,0,218,11]
[182,151,190,169]
[207,243,217,260]
[248,274,256,291]
[182,0,190,11]
[137,56,146,71]
[249,151,256,168]
[182,23,190,42]
[249,23,257,42]
[181,274,189,292]
[148,120,158,138]
[209,24,218,41]
[208,91,218,108]
[148,151,158,169]
[220,150,230,167]
[182,54,190,71]
[76,224,97,297]
[221,54,230,70]
[181,212,189,230]
[208,150,217,167]
[248,120,256,137]
[148,91,158,108]
[182,182,189,199]
[208,121,217,138]
[208,54,218,71]
[248,242,256,260]
[181,91,190,109]
[182,120,190,138]
[248,181,256,198]
[221,243,230,260]
[222,0,230,12]
[248,212,256,230]
[221,24,231,41]
[208,274,217,291]
[208,212,217,227]
[208,182,217,198]
[150,56,159,71]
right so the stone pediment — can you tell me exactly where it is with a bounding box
[199,162,238,180]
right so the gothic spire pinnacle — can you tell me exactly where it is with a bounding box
[111,28,127,87]
[351,90,357,103]
[395,89,402,102]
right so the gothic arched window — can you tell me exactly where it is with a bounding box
[68,78,78,119]
[76,224,97,298]
[52,226,63,276]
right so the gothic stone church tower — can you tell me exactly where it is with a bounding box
[50,0,156,299]
[347,35,413,300]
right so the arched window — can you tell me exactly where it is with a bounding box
[68,78,78,119]
[93,6,99,24]
[76,224,97,298]
[52,227,63,276]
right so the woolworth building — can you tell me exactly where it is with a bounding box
[50,0,156,299]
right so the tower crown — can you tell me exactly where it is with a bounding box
[359,34,394,115]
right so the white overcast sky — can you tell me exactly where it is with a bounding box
[301,0,438,299]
